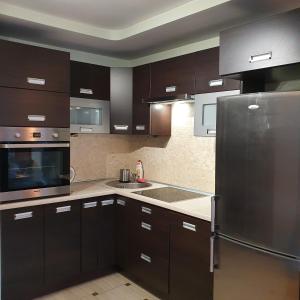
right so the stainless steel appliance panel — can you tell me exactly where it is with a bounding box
[215,92,300,257]
[214,236,300,300]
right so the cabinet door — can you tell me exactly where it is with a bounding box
[220,8,300,76]
[0,40,69,93]
[170,214,213,300]
[195,47,240,94]
[81,198,101,274]
[99,198,116,270]
[150,103,172,136]
[45,201,81,288]
[132,65,150,135]
[70,61,110,100]
[0,87,69,128]
[1,206,44,300]
[150,53,195,99]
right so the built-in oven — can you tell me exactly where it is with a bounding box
[0,127,70,202]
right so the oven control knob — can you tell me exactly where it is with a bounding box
[15,133,21,138]
[52,133,59,138]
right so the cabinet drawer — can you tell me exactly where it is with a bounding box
[0,40,69,93]
[0,87,69,128]
[220,9,300,76]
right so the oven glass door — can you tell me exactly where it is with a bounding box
[0,144,70,192]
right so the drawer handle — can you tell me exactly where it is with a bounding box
[140,253,151,263]
[183,221,196,232]
[136,125,145,131]
[14,211,33,220]
[80,127,93,133]
[56,205,71,213]
[141,222,151,231]
[117,199,126,206]
[209,79,223,87]
[166,85,176,93]
[80,88,93,95]
[27,77,45,85]
[141,206,152,215]
[249,52,272,63]
[101,199,114,206]
[114,125,129,131]
[28,115,46,122]
[83,201,97,209]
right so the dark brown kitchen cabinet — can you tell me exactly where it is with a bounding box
[0,39,69,93]
[1,206,44,300]
[220,8,300,76]
[45,201,81,289]
[81,198,101,274]
[132,64,151,135]
[99,198,116,270]
[70,61,110,100]
[169,214,213,300]
[0,87,69,128]
[150,53,196,100]
[195,47,240,93]
[150,103,172,136]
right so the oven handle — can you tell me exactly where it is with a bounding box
[0,143,70,149]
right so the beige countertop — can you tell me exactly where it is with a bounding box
[0,179,212,222]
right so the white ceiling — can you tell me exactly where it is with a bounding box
[0,0,299,59]
[4,0,192,29]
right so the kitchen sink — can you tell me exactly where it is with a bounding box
[106,180,152,189]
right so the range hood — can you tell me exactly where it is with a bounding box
[145,93,194,104]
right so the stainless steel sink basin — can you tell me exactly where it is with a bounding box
[106,180,152,189]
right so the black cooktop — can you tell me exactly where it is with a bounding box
[133,187,207,203]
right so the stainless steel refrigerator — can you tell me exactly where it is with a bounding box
[212,91,300,300]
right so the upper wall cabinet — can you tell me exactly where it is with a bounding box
[70,61,110,100]
[149,53,196,100]
[220,8,300,76]
[0,40,69,93]
[195,47,240,93]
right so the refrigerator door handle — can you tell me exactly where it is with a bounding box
[211,195,216,233]
[210,235,215,273]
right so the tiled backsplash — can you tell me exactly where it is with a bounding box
[71,103,215,193]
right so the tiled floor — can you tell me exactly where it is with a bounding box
[35,273,160,300]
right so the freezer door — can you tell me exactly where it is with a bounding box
[214,236,300,300]
[215,91,300,257]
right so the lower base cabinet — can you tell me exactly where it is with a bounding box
[1,206,44,300]
[1,195,212,300]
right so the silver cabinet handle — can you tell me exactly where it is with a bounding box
[117,199,126,206]
[28,115,46,122]
[166,85,176,93]
[141,222,151,231]
[249,52,272,63]
[211,196,216,233]
[114,125,129,131]
[101,199,114,206]
[80,127,93,133]
[56,205,71,213]
[80,88,93,95]
[140,253,151,263]
[136,125,145,131]
[209,79,223,87]
[207,129,216,136]
[141,206,152,215]
[27,77,45,85]
[83,201,97,209]
[14,211,33,220]
[183,221,196,232]
[210,236,215,273]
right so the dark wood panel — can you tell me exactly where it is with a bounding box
[132,64,151,135]
[0,87,69,128]
[81,198,101,274]
[220,8,300,76]
[150,104,171,136]
[195,47,240,93]
[0,39,69,93]
[1,206,44,300]
[70,61,110,100]
[150,53,196,99]
[45,201,81,288]
[169,213,213,300]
